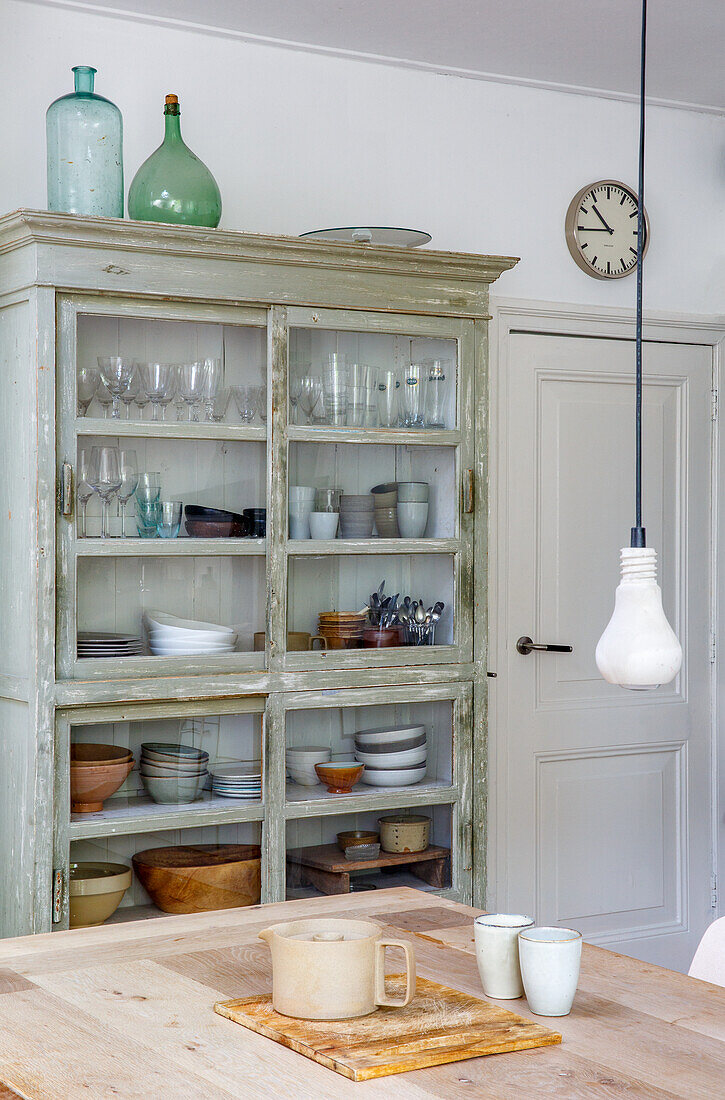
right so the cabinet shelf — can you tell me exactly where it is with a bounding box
[287,425,460,447]
[287,538,459,556]
[285,779,457,819]
[76,537,267,557]
[76,417,266,442]
[69,790,265,840]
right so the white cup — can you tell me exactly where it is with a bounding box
[309,511,339,539]
[397,501,429,538]
[474,914,534,998]
[289,485,316,502]
[518,926,582,1016]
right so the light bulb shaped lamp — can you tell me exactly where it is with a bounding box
[595,548,681,690]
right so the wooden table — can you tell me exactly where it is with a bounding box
[0,888,722,1098]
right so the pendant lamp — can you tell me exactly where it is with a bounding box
[595,0,682,690]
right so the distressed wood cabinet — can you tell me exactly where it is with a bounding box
[0,210,516,935]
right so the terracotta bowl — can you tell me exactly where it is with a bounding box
[314,762,364,794]
[70,743,133,767]
[70,759,134,813]
[336,830,380,852]
[132,843,261,914]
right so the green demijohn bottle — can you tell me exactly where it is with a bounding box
[128,94,222,228]
[46,65,124,217]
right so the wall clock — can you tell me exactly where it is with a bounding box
[565,180,649,280]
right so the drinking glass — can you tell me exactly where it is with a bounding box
[251,384,267,424]
[401,363,425,428]
[423,358,451,429]
[133,374,151,421]
[76,448,94,538]
[95,379,114,418]
[347,361,369,428]
[119,371,140,420]
[377,369,400,428]
[137,362,176,422]
[157,500,182,538]
[87,445,122,539]
[201,357,224,421]
[135,472,161,539]
[178,361,208,421]
[231,385,256,423]
[323,352,348,426]
[97,357,135,419]
[289,374,304,424]
[117,449,139,537]
[297,376,324,424]
[207,387,231,422]
[77,366,99,416]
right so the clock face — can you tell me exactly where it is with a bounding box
[565,180,649,280]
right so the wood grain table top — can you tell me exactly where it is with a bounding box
[0,887,721,1098]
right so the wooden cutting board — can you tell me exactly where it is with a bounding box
[214,975,561,1081]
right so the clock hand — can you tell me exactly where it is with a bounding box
[592,206,614,234]
[577,226,612,231]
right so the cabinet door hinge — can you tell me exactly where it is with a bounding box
[463,469,475,514]
[52,867,65,924]
[58,462,73,518]
[712,873,718,909]
[712,389,718,422]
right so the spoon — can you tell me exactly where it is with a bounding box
[415,603,426,623]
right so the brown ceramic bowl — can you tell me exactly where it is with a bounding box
[362,627,401,648]
[69,862,133,928]
[314,762,364,794]
[132,843,261,914]
[70,759,134,813]
[336,830,380,852]
[184,517,247,538]
[70,743,133,767]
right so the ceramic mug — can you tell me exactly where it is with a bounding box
[474,913,534,998]
[259,918,416,1020]
[518,926,582,1016]
[309,511,339,539]
[253,631,326,652]
[397,501,429,538]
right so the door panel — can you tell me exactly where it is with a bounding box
[494,330,712,971]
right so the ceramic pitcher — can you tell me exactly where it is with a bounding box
[259,917,416,1019]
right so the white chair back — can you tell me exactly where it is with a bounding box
[689,916,725,987]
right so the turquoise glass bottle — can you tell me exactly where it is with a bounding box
[128,95,222,228]
[46,66,123,217]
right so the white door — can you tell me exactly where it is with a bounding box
[492,329,713,971]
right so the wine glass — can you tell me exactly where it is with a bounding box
[297,376,324,424]
[87,446,122,539]
[231,385,255,423]
[132,364,151,421]
[120,371,140,420]
[207,387,231,422]
[76,448,94,538]
[97,357,135,419]
[95,379,114,419]
[117,449,139,538]
[251,384,267,424]
[178,361,208,421]
[201,357,224,421]
[289,374,303,425]
[138,362,176,422]
[77,366,99,416]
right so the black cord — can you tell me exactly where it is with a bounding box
[631,0,647,549]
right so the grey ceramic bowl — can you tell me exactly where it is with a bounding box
[354,732,427,754]
[141,772,207,804]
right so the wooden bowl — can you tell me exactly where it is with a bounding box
[132,844,262,914]
[70,743,133,767]
[336,830,380,852]
[314,763,364,794]
[70,759,134,813]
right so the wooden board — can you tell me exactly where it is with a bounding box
[214,974,561,1081]
[286,843,451,895]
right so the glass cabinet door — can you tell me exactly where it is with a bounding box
[56,295,269,679]
[280,306,475,670]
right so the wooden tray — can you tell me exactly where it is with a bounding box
[214,975,561,1081]
[286,843,450,895]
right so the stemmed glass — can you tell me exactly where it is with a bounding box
[87,446,122,539]
[120,371,140,420]
[289,374,303,425]
[137,362,176,422]
[231,385,256,423]
[207,387,231,422]
[95,380,114,419]
[77,366,99,416]
[201,357,224,421]
[97,357,135,420]
[76,449,94,538]
[178,361,208,421]
[117,450,139,537]
[251,384,267,424]
[297,376,324,424]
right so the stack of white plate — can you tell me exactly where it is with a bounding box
[139,742,209,804]
[355,724,427,787]
[77,631,143,659]
[286,746,331,786]
[144,610,238,657]
[210,763,262,800]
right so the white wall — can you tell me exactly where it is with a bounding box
[4,0,724,315]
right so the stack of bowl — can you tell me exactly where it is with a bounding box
[70,743,134,813]
[317,611,367,648]
[140,742,209,804]
[289,486,316,539]
[397,481,429,538]
[339,494,375,538]
[354,723,427,787]
[144,610,237,657]
[371,482,399,537]
[286,745,331,786]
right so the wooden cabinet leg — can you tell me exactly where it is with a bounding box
[295,865,351,895]
[410,855,450,889]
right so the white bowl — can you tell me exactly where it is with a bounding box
[286,745,331,759]
[354,724,426,746]
[140,762,208,778]
[355,743,428,767]
[149,641,236,656]
[147,625,238,645]
[144,610,235,634]
[361,763,427,787]
[287,770,322,787]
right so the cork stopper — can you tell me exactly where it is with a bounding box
[165,94,178,106]
[164,93,180,115]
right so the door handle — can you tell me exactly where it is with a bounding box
[516,636,573,655]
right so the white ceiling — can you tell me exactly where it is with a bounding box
[30,0,725,112]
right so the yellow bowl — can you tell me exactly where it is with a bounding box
[69,862,132,928]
